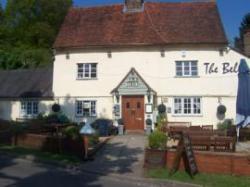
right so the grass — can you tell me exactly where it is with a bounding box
[0,145,81,165]
[146,168,250,187]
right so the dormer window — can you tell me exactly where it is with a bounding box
[124,0,144,13]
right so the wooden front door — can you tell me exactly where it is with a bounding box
[122,95,144,130]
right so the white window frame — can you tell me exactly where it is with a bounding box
[175,61,198,77]
[77,63,97,80]
[76,100,97,117]
[173,97,202,116]
[20,100,39,118]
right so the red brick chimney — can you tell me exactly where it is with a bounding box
[244,29,250,57]
[124,0,144,12]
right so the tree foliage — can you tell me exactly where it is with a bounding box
[0,0,72,70]
[240,13,250,36]
[234,13,250,50]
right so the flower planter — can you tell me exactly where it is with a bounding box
[144,148,166,169]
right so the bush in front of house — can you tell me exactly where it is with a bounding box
[37,112,70,124]
[63,125,82,141]
[217,119,234,130]
[148,130,167,150]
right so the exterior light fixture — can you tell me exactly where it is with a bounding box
[181,50,186,58]
[115,91,120,103]
[66,52,70,60]
[147,90,151,103]
[218,97,222,104]
[107,51,112,58]
[160,49,165,57]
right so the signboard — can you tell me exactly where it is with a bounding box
[113,104,120,117]
[204,62,239,74]
[146,104,153,114]
[182,134,198,176]
[169,133,198,177]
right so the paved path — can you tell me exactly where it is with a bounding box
[81,134,146,177]
[0,135,199,187]
[0,153,199,187]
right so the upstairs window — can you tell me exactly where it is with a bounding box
[176,61,198,77]
[77,63,97,79]
[20,100,39,118]
[76,100,97,117]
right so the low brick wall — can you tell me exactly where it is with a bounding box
[166,149,250,176]
[14,133,84,157]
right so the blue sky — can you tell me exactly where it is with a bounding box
[1,0,250,43]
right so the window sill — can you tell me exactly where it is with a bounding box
[75,115,97,118]
[76,78,98,81]
[174,76,200,78]
[172,114,203,117]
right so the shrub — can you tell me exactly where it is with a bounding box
[45,113,70,124]
[217,119,233,130]
[88,133,100,146]
[148,130,167,150]
[63,126,81,141]
[10,123,28,135]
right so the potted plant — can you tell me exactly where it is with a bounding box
[144,130,167,168]
[117,118,124,135]
[146,118,152,135]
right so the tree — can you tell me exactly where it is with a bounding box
[0,0,72,70]
[240,13,250,35]
[234,13,250,51]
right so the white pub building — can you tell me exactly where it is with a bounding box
[0,0,249,131]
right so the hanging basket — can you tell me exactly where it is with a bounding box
[158,104,166,114]
[52,103,61,113]
[217,105,227,115]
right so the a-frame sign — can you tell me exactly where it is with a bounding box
[169,133,198,177]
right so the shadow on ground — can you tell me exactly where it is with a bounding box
[0,135,146,187]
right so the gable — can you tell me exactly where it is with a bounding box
[112,68,155,95]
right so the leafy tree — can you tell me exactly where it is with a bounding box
[235,13,250,50]
[240,13,250,36]
[0,0,72,70]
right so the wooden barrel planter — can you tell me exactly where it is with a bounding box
[144,148,166,169]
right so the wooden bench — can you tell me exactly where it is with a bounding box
[213,136,236,152]
[190,136,211,151]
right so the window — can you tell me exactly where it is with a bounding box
[77,63,97,79]
[176,61,198,77]
[76,100,97,117]
[20,101,39,117]
[174,97,201,115]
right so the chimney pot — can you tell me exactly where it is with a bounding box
[124,0,144,12]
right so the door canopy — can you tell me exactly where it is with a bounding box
[111,67,156,95]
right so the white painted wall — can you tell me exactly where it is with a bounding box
[52,47,249,127]
[0,100,54,121]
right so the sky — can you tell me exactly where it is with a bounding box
[1,0,250,43]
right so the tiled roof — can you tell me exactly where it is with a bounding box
[54,2,228,49]
[0,68,53,98]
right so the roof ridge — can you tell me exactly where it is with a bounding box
[71,1,216,10]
